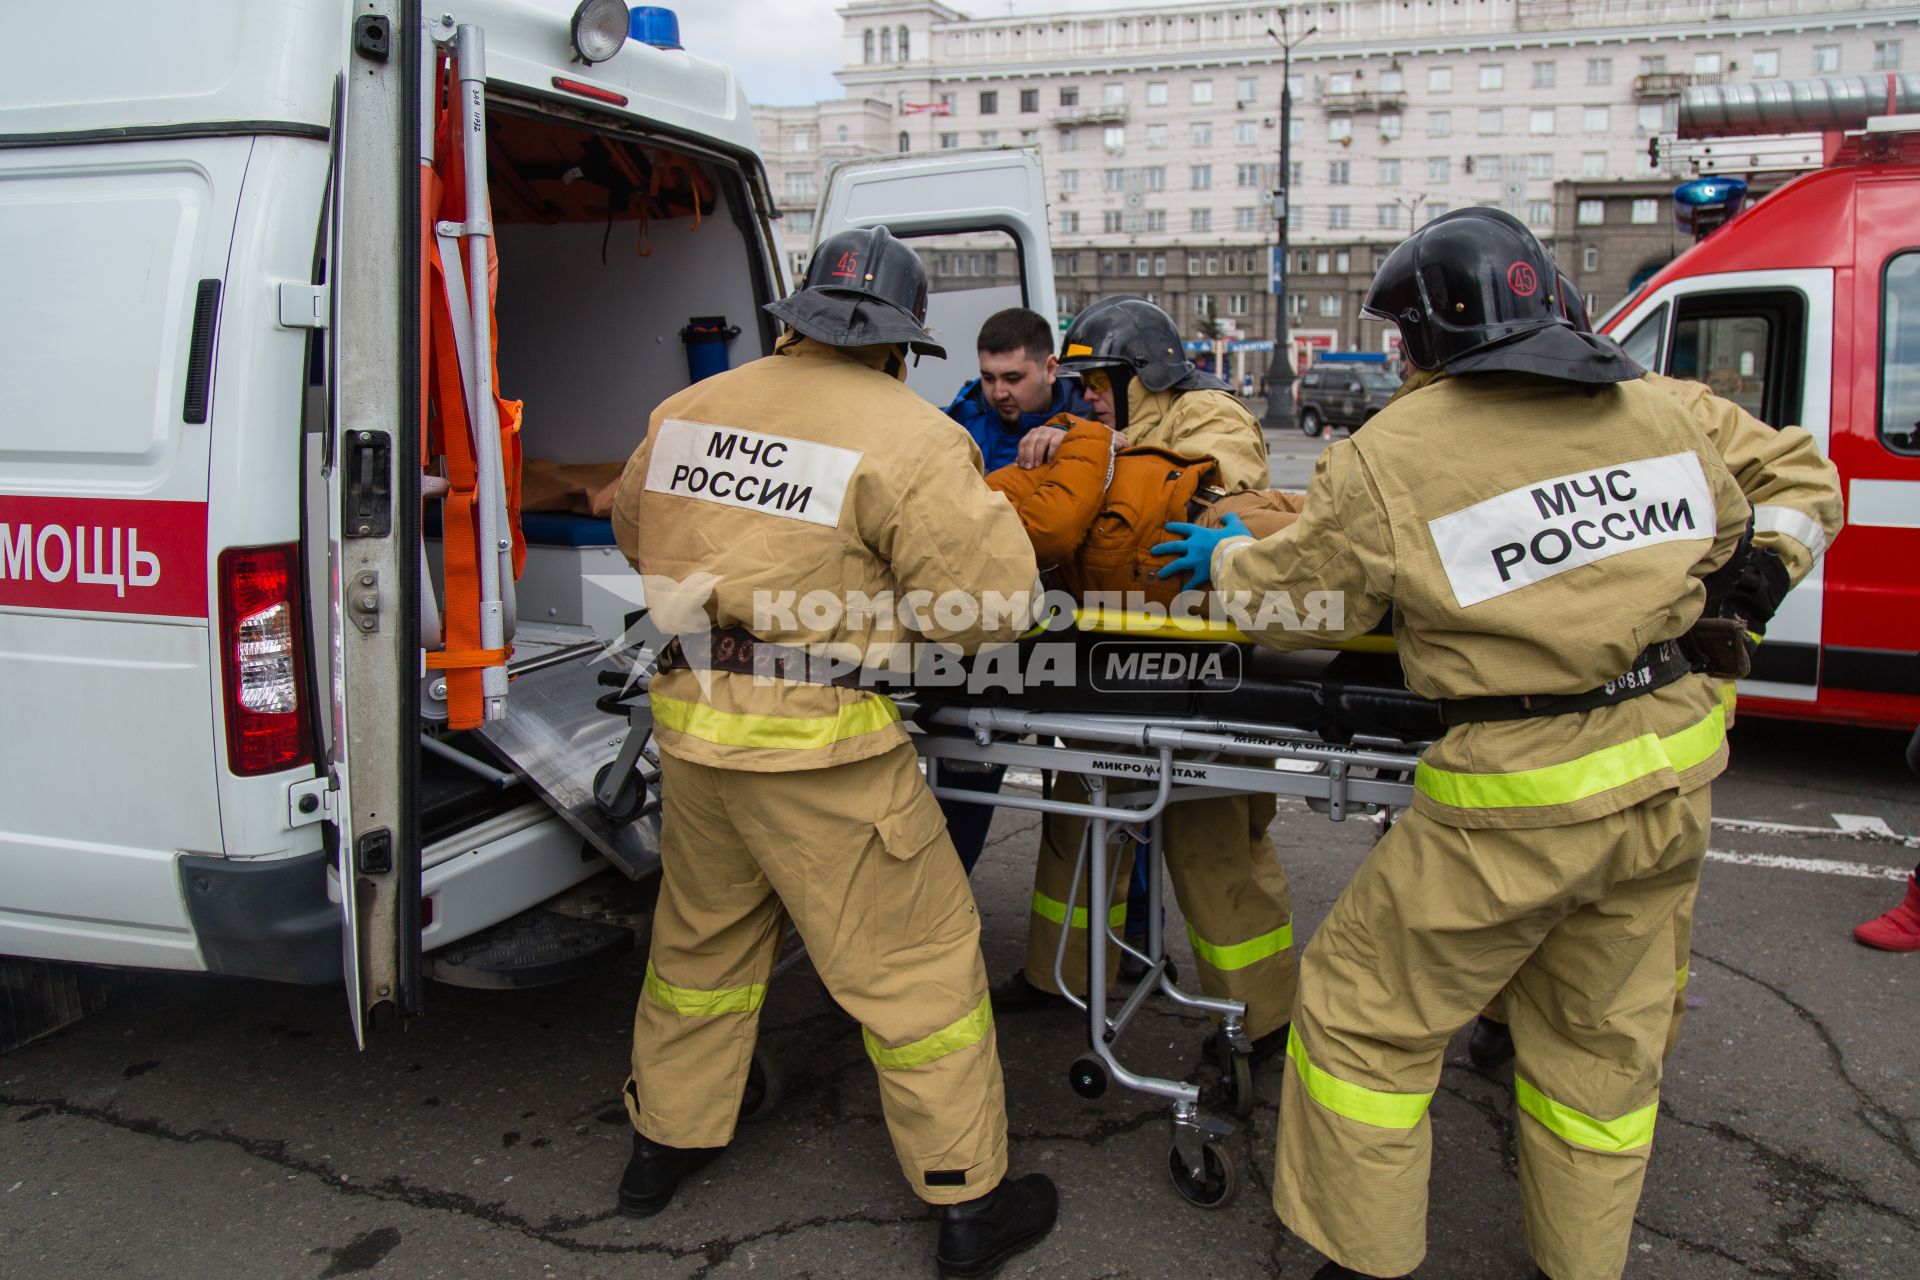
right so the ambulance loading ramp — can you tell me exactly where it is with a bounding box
[474,629,661,881]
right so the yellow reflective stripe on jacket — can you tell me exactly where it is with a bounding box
[863,993,993,1070]
[650,690,901,751]
[643,962,766,1017]
[1031,890,1128,930]
[1186,921,1293,971]
[1415,704,1726,811]
[1675,964,1690,993]
[1719,682,1738,715]
[1514,1074,1658,1153]
[1286,1026,1432,1130]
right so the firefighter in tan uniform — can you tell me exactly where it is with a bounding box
[1158,208,1810,1280]
[996,297,1297,1082]
[1467,276,1844,1070]
[608,226,1058,1278]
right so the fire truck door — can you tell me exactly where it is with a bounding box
[326,0,422,1045]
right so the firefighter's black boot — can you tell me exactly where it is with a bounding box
[617,1130,723,1218]
[1308,1260,1410,1279]
[935,1173,1059,1278]
[1468,1014,1516,1070]
[989,969,1073,1013]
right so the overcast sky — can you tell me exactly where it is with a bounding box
[676,0,1124,106]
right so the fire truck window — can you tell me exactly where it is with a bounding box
[1617,304,1666,373]
[1669,289,1805,429]
[1882,251,1920,456]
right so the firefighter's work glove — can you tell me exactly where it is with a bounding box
[1153,513,1252,591]
[1679,616,1759,679]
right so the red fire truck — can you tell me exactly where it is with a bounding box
[1598,73,1920,737]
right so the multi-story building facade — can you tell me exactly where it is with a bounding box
[756,0,1915,355]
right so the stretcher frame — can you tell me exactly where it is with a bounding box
[911,700,1425,1206]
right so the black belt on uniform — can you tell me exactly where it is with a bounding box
[1435,641,1694,726]
[655,625,874,690]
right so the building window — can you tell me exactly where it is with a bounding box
[1206,254,1220,275]
[1060,169,1079,192]
[784,171,815,199]
[1237,121,1257,144]
[789,130,812,153]
[1136,255,1150,277]
[1329,117,1353,142]
[1316,251,1331,273]
[1188,256,1202,274]
[1288,293,1308,318]
[1428,111,1452,137]
[1191,208,1212,231]
[1290,161,1303,185]
[1290,119,1303,145]
[1587,57,1612,85]
[979,131,998,146]
[1478,154,1502,181]
[1328,205,1350,229]
[898,26,909,59]
[1289,74,1306,98]
[1147,166,1167,190]
[835,125,848,144]
[1479,64,1505,91]
[939,92,956,113]
[1380,69,1405,93]
[1328,160,1350,184]
[1813,45,1839,73]
[1236,206,1260,229]
[1379,158,1401,184]
[1424,202,1448,224]
[1154,254,1167,275]
[1195,293,1213,317]
[1329,72,1354,94]
[1147,81,1169,106]
[1103,168,1124,192]
[1380,112,1403,138]
[1641,55,1666,76]
[1320,294,1343,317]
[1020,129,1038,144]
[1638,104,1667,134]
[880,27,892,60]
[1751,50,1779,78]
[1190,165,1212,189]
[1227,294,1248,316]
[1237,163,1265,187]
[939,132,958,150]
[1191,122,1213,146]
[1192,79,1214,104]
[979,91,997,115]
[1148,123,1170,148]
[1020,88,1039,113]
[1104,125,1126,150]
[1530,108,1555,135]
[1479,108,1503,135]
[1377,204,1400,229]
[863,29,874,63]
[1059,129,1079,151]
[897,131,909,152]
[1103,210,1124,233]
[1694,52,1722,75]
[1288,206,1303,232]
[1525,200,1551,227]
[788,209,814,235]
[1582,151,1606,177]
[1583,245,1600,271]
[1577,199,1605,225]
[1428,156,1450,181]
[1533,60,1557,89]
[1059,210,1080,233]
[1875,40,1903,70]
[1584,105,1610,133]
[1060,86,1079,107]
[1429,66,1452,93]
[1528,153,1552,179]
[1105,84,1126,106]
[1238,76,1260,104]
[1631,198,1659,224]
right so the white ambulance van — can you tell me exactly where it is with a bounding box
[0,0,1056,1047]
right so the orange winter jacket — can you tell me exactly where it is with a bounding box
[986,414,1304,605]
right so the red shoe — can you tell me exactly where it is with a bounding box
[1854,874,1920,952]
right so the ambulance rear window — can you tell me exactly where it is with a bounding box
[1881,251,1920,456]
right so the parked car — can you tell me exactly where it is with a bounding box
[1296,364,1400,436]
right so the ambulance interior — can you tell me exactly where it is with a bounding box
[415,101,774,863]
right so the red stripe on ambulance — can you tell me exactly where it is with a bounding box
[0,495,210,619]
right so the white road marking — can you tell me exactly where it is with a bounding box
[1833,813,1900,838]
[1712,816,1920,849]
[1705,848,1909,880]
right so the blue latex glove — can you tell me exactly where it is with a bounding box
[1152,512,1252,591]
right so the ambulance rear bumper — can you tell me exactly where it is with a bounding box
[178,849,344,986]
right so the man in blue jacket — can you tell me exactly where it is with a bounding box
[945,307,1092,472]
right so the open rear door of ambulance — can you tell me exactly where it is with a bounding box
[814,148,1056,407]
[326,0,423,1044]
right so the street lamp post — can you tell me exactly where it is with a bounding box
[1261,16,1315,432]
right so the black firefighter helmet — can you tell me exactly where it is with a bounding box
[1364,207,1639,384]
[1058,296,1226,398]
[764,224,947,358]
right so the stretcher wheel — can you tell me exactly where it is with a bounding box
[1167,1140,1237,1210]
[1068,1056,1109,1100]
[739,1046,783,1122]
[1221,1053,1255,1119]
[593,761,647,823]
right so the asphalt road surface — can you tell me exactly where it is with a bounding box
[1265,426,1333,490]
[4,716,1917,1280]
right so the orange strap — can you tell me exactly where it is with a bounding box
[424,647,510,671]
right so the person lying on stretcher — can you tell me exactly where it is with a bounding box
[983,412,1303,602]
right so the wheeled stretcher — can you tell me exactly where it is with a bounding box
[904,622,1440,1208]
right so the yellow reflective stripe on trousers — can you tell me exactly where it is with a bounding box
[649,691,900,751]
[1675,964,1690,993]
[1186,921,1293,971]
[1031,890,1127,930]
[863,993,993,1070]
[1514,1074,1657,1153]
[1415,704,1726,811]
[643,962,766,1017]
[1286,1026,1432,1130]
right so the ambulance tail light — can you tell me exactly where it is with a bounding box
[218,544,313,777]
